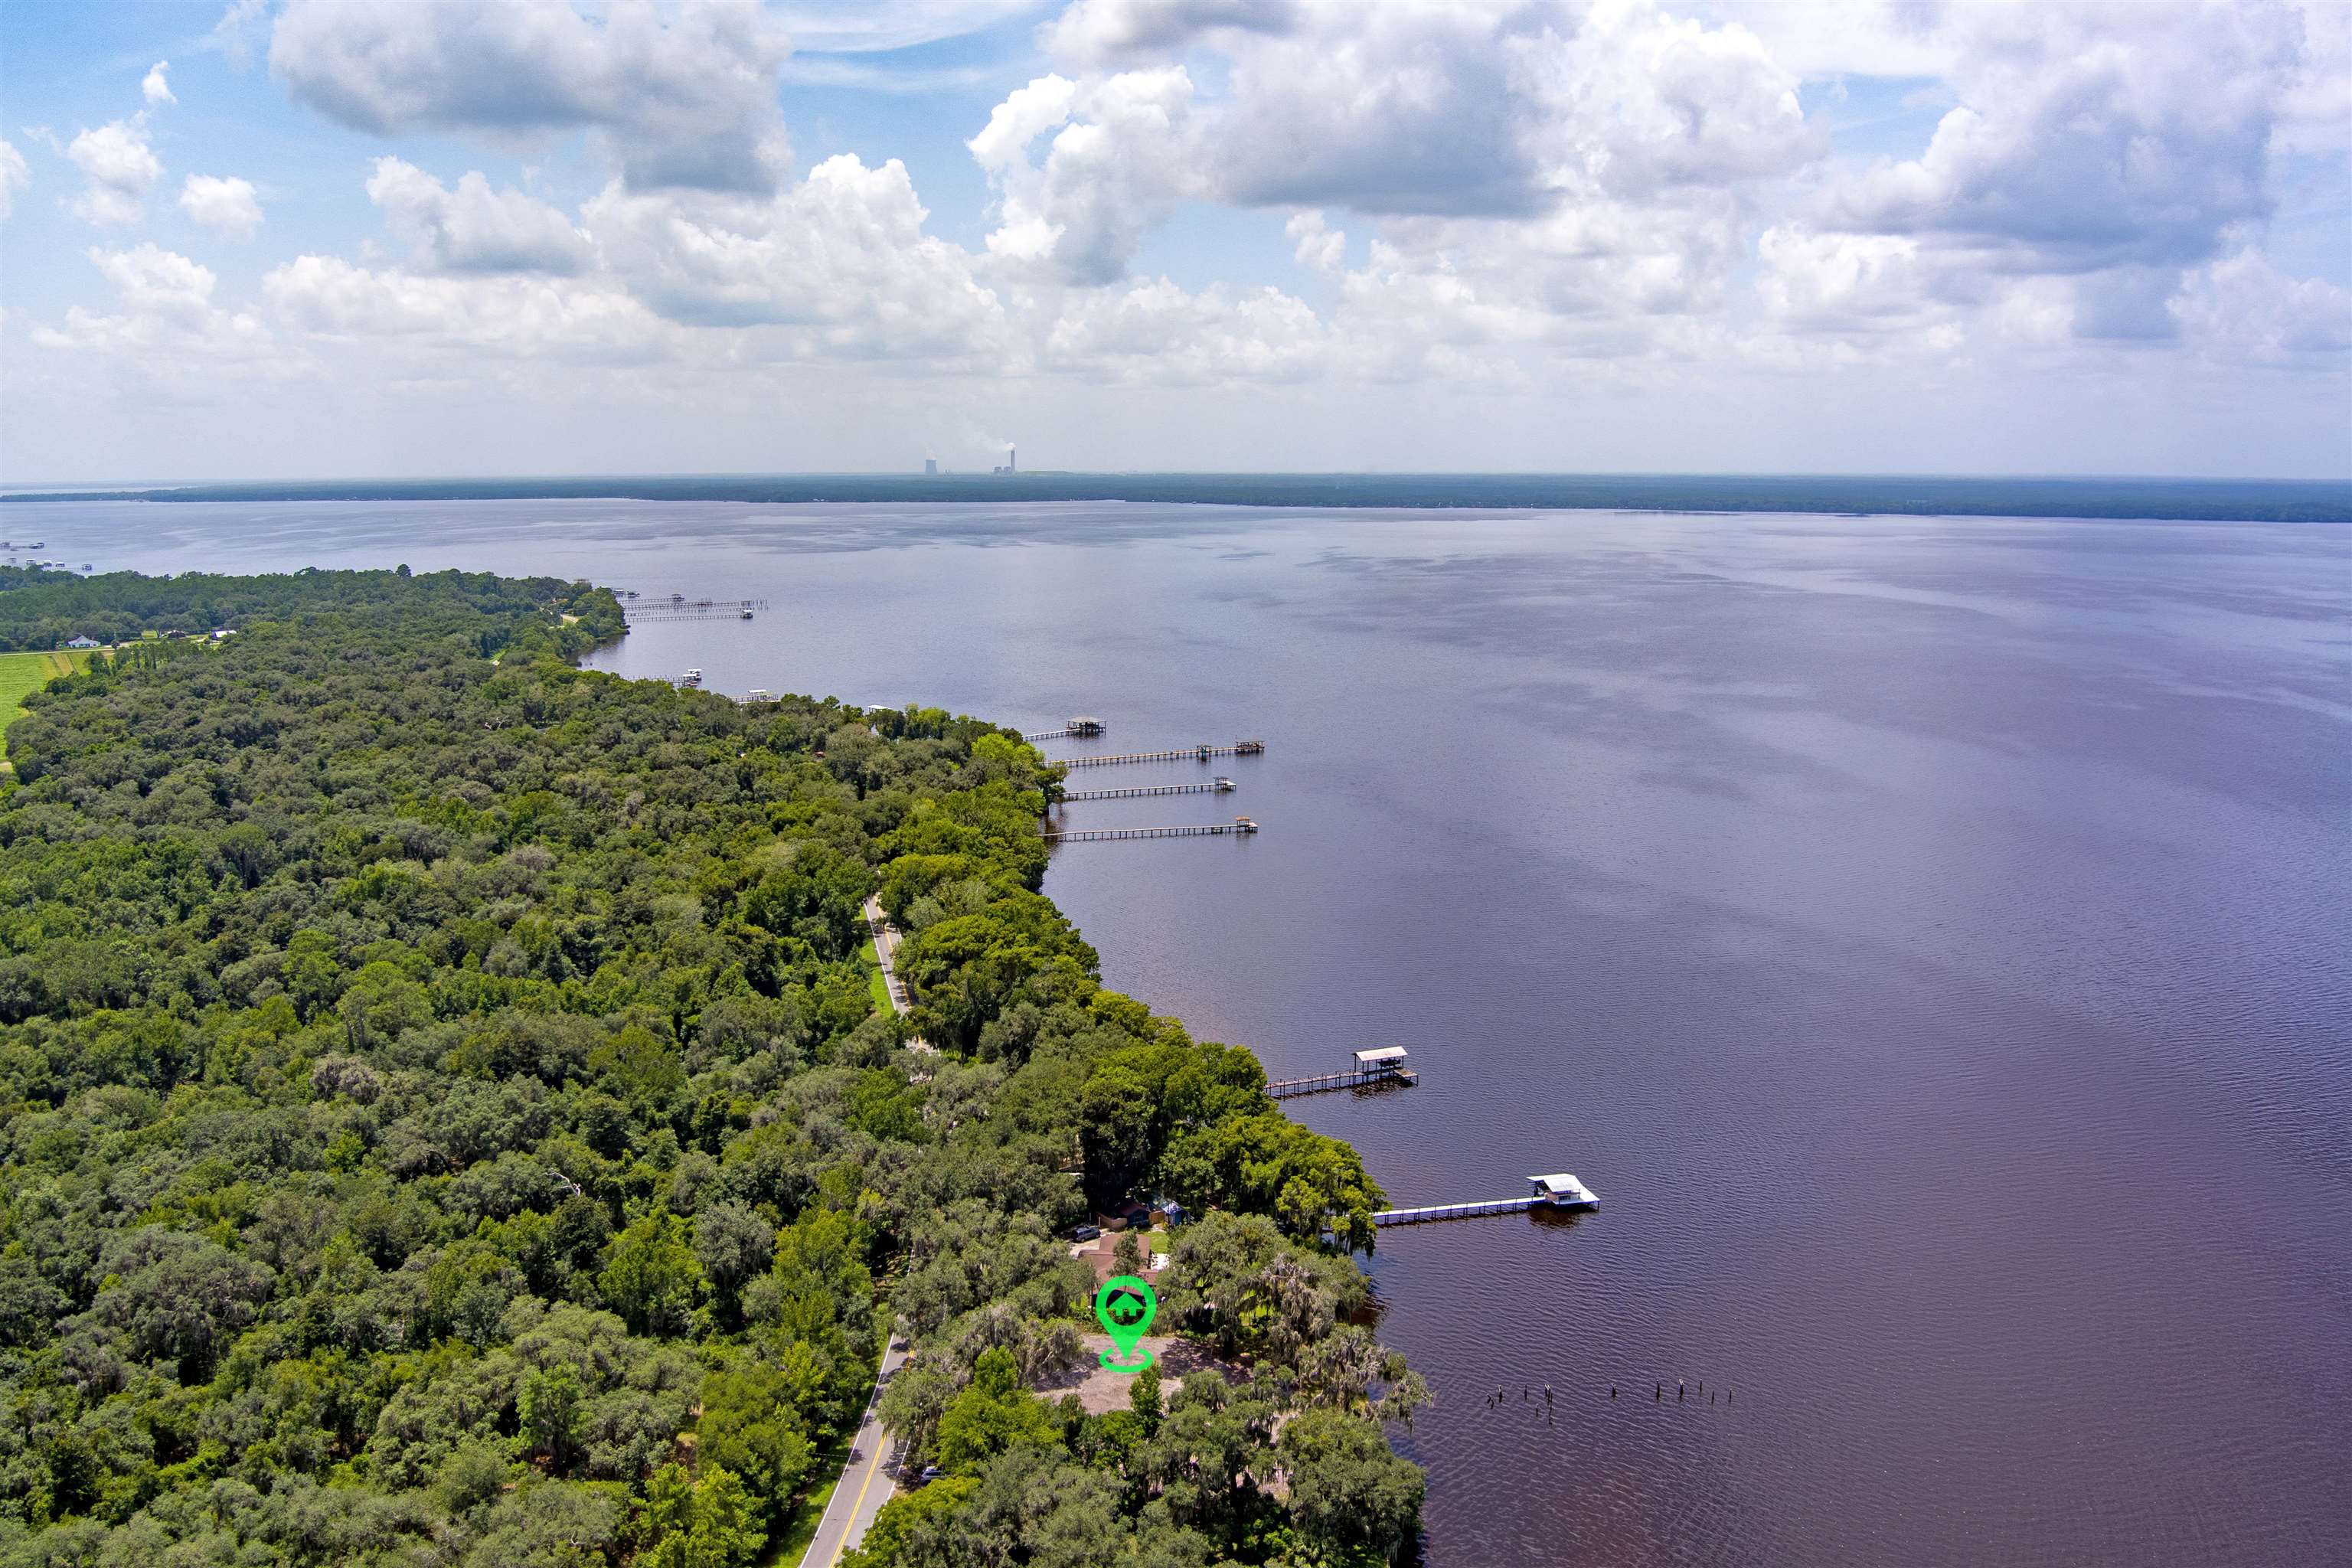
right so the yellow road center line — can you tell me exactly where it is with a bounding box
[824,1423,886,1566]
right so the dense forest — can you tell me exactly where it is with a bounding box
[0,570,1422,1567]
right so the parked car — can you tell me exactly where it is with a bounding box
[1070,1223,1101,1242]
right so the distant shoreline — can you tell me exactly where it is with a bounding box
[3,472,2347,523]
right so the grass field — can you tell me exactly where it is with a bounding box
[0,648,91,738]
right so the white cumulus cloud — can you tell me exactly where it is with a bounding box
[262,253,670,366]
[985,0,1820,286]
[584,155,1008,358]
[142,60,176,106]
[2171,248,2352,360]
[1043,276,1327,383]
[1285,211,1344,272]
[366,158,593,273]
[67,116,162,226]
[970,66,1207,283]
[270,0,794,193]
[1821,2,2299,274]
[31,244,279,377]
[179,174,264,238]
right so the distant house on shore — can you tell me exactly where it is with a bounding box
[64,635,100,649]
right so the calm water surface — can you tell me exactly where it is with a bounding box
[18,498,2351,1566]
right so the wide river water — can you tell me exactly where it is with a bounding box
[11,498,2350,1566]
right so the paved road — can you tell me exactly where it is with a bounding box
[797,1330,910,1568]
[796,902,933,1566]
[862,896,934,1053]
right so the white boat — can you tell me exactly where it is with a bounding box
[680,668,704,688]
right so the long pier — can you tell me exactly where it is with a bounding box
[1266,1066,1417,1099]
[1053,741,1265,768]
[1373,1174,1601,1227]
[1060,779,1234,802]
[1043,818,1257,842]
[1024,717,1106,742]
[621,597,769,619]
[1374,1197,1545,1227]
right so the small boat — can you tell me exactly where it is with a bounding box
[680,668,704,688]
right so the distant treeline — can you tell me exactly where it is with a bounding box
[0,565,627,653]
[6,472,2350,521]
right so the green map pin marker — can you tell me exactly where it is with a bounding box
[1095,1275,1157,1374]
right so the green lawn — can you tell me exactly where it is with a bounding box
[861,937,893,1015]
[0,648,91,739]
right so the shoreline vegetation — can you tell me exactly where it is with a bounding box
[0,568,1426,1568]
[4,472,2349,522]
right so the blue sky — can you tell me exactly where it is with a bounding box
[2,0,2347,483]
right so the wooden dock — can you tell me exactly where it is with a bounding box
[1060,779,1234,802]
[1266,1066,1417,1099]
[1373,1173,1599,1227]
[1053,741,1264,768]
[1024,717,1106,742]
[622,597,769,620]
[1043,818,1257,842]
[1374,1197,1540,1227]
